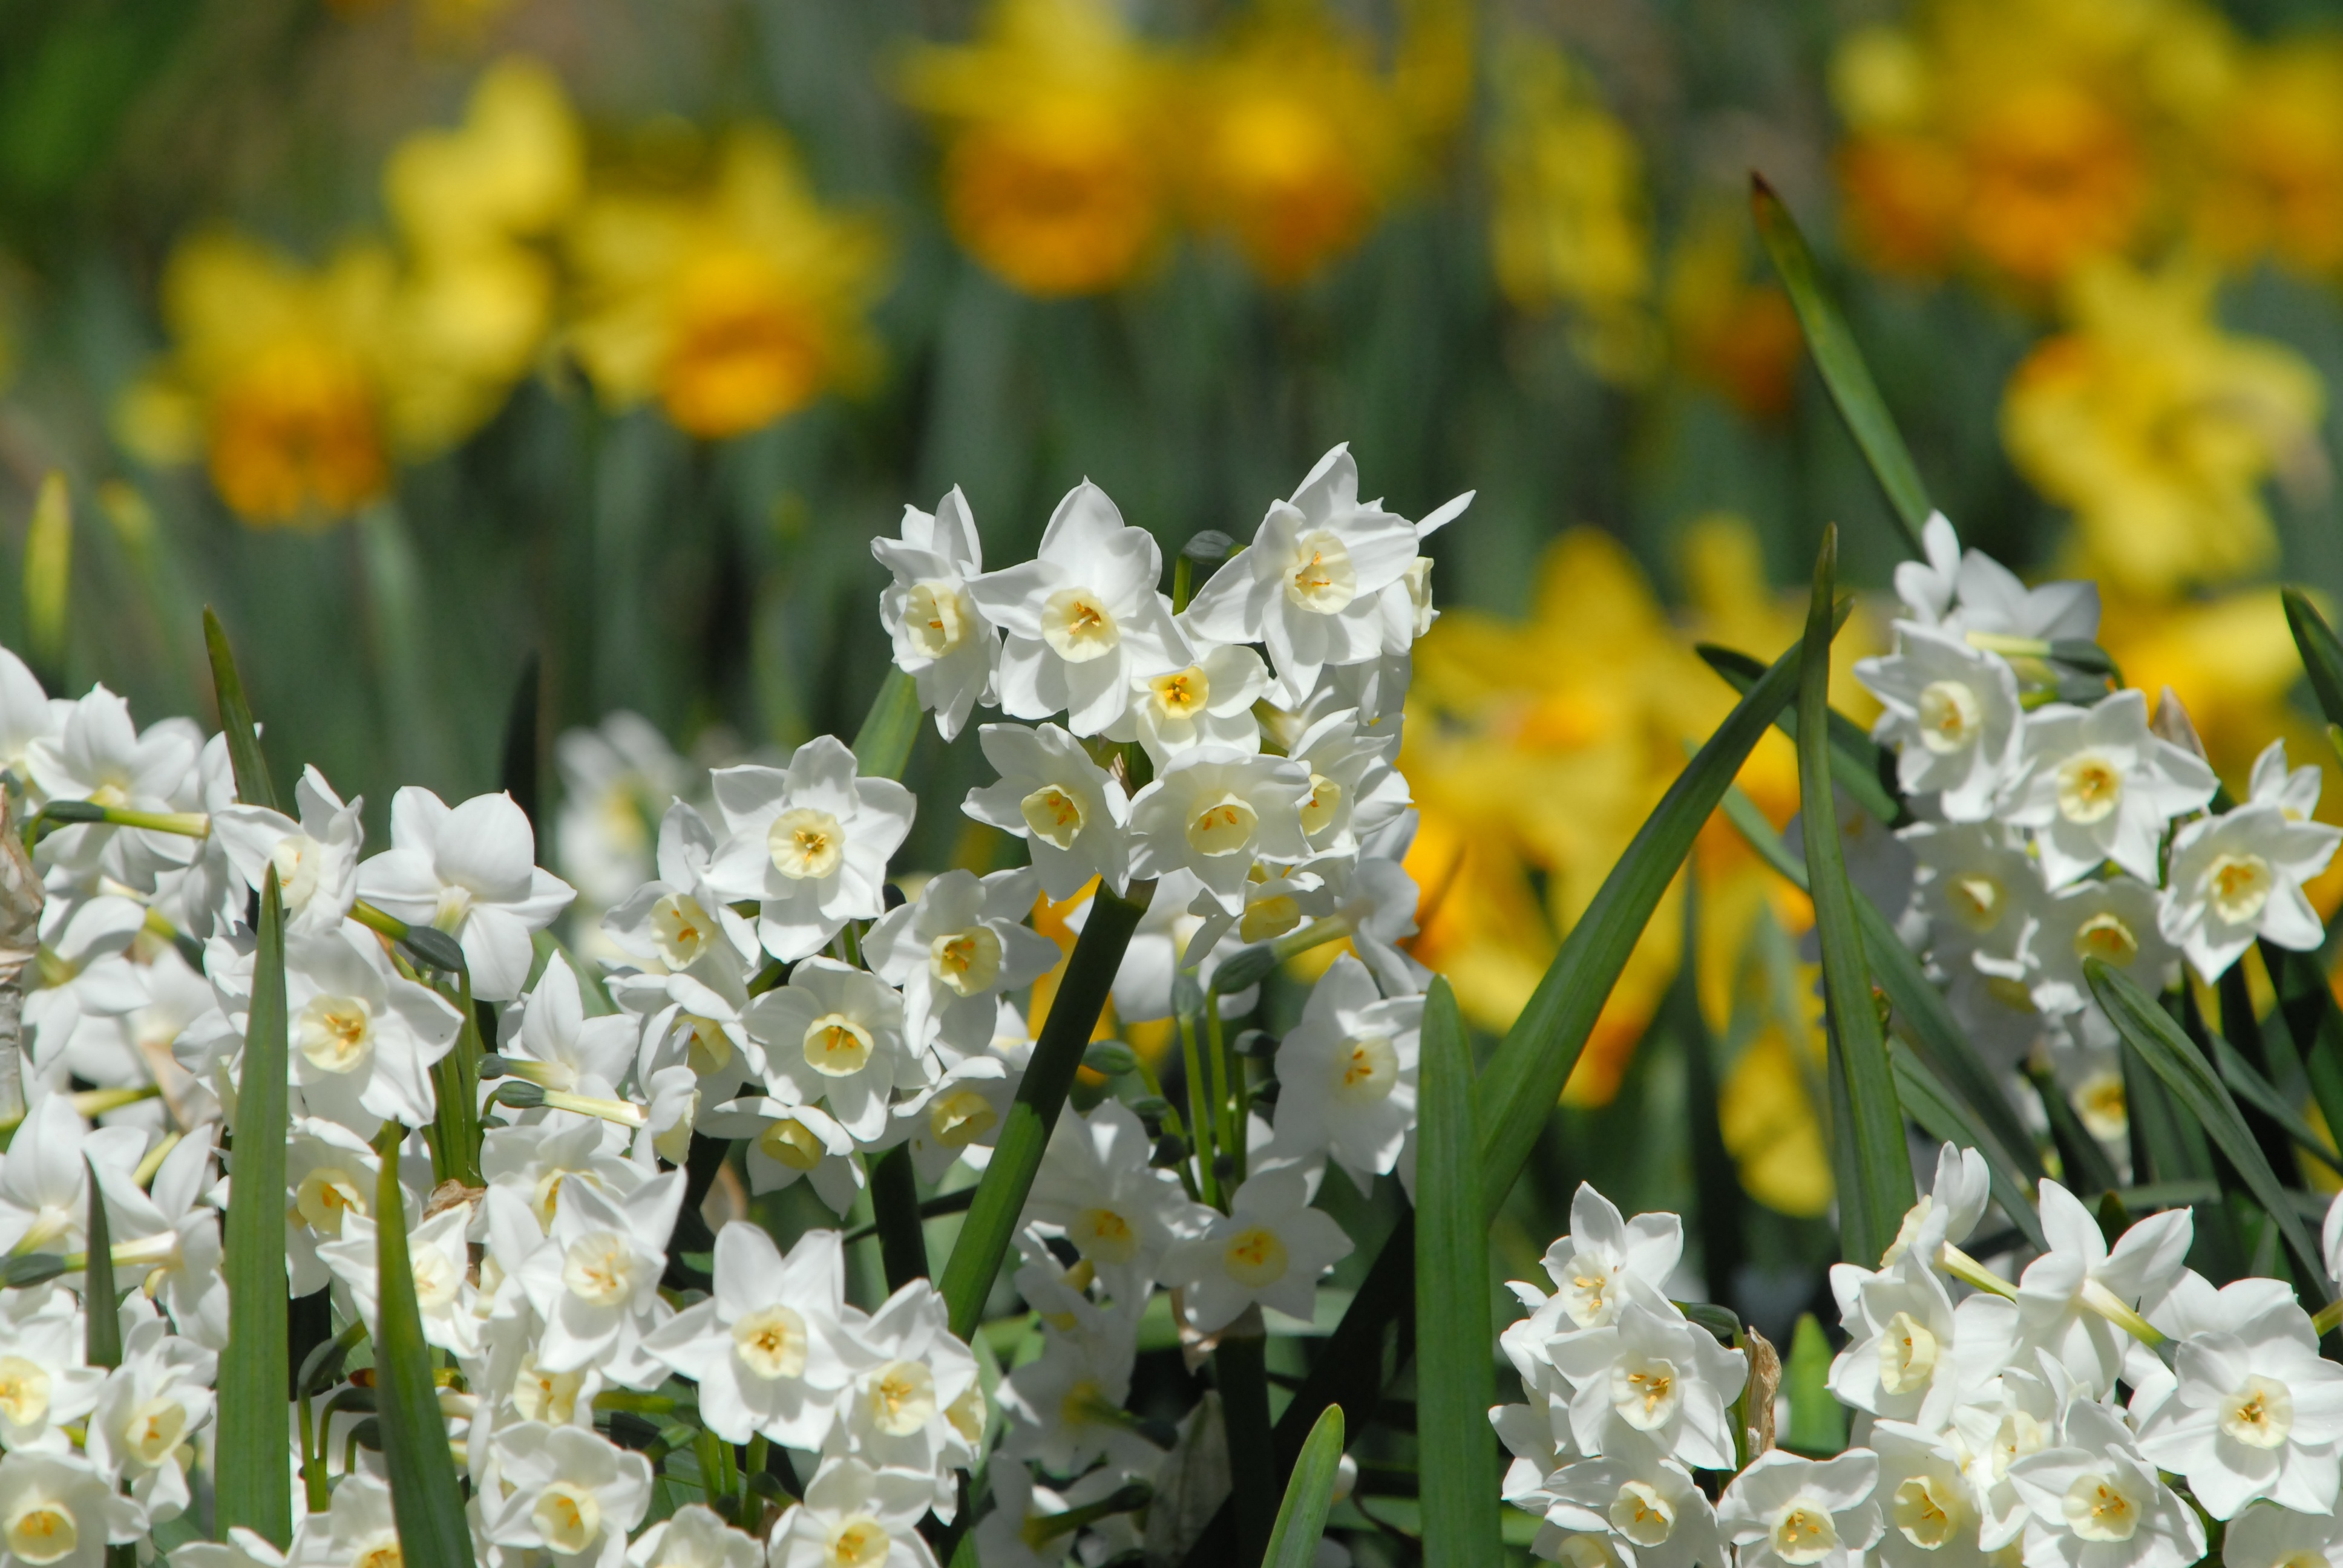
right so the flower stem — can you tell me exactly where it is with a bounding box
[868,1143,929,1289]
[1214,1333,1278,1563]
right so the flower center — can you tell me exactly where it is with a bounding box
[1018,785,1086,849]
[1612,1357,1680,1430]
[1334,1034,1398,1103]
[4,1501,76,1566]
[126,1396,188,1468]
[1041,587,1121,662]
[1562,1262,1614,1328]
[651,893,713,969]
[1299,773,1343,841]
[1553,1537,1624,1568]
[1947,873,2003,932]
[271,832,326,911]
[1284,529,1357,613]
[513,1356,584,1425]
[2076,1071,2128,1142]
[296,996,373,1074]
[1149,667,1209,719]
[411,1246,462,1313]
[905,581,968,659]
[353,1543,403,1568]
[1239,893,1303,944]
[1075,1207,1139,1265]
[1877,1309,1940,1394]
[2208,853,2273,925]
[2056,754,2124,825]
[928,1088,997,1148]
[1991,1411,2048,1480]
[759,1117,827,1172]
[293,1167,365,1235]
[1186,792,1258,857]
[868,1359,937,1435]
[1224,1225,1289,1287]
[1892,1477,1961,1549]
[825,1518,890,1568]
[2221,1374,2295,1449]
[2072,912,2139,967]
[1610,1481,1676,1547]
[0,1358,50,1428]
[929,926,1004,996]
[561,1232,639,1306]
[803,1013,874,1077]
[1772,1504,1840,1566]
[768,808,845,880]
[682,1016,734,1077]
[532,1483,603,1557]
[2062,1475,2138,1542]
[733,1304,810,1380]
[1916,681,1984,754]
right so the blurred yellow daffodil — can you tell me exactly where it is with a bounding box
[565,127,886,442]
[2002,258,2326,598]
[2190,37,2343,278]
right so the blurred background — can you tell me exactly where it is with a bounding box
[8,0,2343,1341]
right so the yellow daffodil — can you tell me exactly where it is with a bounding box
[900,0,1175,298]
[2001,258,2325,597]
[1486,38,1657,383]
[1665,209,1804,420]
[565,127,886,441]
[2190,37,2343,277]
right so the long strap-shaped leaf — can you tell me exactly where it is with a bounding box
[2088,959,2330,1295]
[1262,616,1835,1477]
[937,881,1153,1339]
[2282,589,2343,724]
[373,1122,478,1568]
[84,1156,120,1368]
[851,667,922,780]
[217,871,291,1545]
[857,666,931,1285]
[1750,178,1930,556]
[1889,1050,2045,1251]
[1414,978,1498,1566]
[1696,643,1901,826]
[1263,1406,1347,1568]
[1797,529,1915,1264]
[203,607,277,811]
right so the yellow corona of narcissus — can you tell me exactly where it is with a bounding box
[901,0,1174,298]
[564,128,886,442]
[2001,258,2325,598]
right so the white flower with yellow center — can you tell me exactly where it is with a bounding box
[891,1056,1019,1183]
[745,958,914,1144]
[1531,1456,1722,1568]
[1866,1420,1991,1568]
[283,1118,393,1296]
[704,737,915,964]
[962,722,1133,901]
[0,1095,143,1271]
[208,765,364,938]
[287,1472,400,1568]
[2160,797,2339,984]
[863,867,1060,1063]
[1829,1252,2014,1432]
[2134,1292,2343,1518]
[2223,1497,2343,1568]
[1550,1302,1746,1469]
[553,709,692,916]
[767,1458,937,1568]
[1127,748,1312,913]
[875,487,1001,742]
[81,1311,214,1529]
[698,1096,862,1215]
[1509,1183,1684,1348]
[500,953,639,1100]
[1855,624,2025,821]
[1107,639,1269,766]
[2013,1181,2193,1399]
[2002,690,2217,888]
[477,1116,647,1240]
[833,1280,983,1514]
[2019,877,2176,1018]
[1183,445,1428,704]
[2009,1401,2203,1568]
[1265,955,1423,1193]
[643,1223,856,1449]
[1904,822,2041,971]
[0,1285,102,1455]
[1719,1449,1883,1568]
[968,481,1191,736]
[316,1200,480,1361]
[1283,703,1409,860]
[1026,1100,1213,1290]
[996,1319,1160,1477]
[598,801,760,976]
[508,1169,684,1385]
[26,684,201,892]
[482,1423,652,1568]
[0,1449,117,1568]
[355,785,576,1001]
[1161,1169,1355,1333]
[623,1505,761,1568]
[277,924,463,1136]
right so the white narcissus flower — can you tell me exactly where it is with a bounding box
[2133,1292,2343,1517]
[1894,512,1964,626]
[476,1115,644,1237]
[2248,737,2324,820]
[968,482,1189,737]
[1108,638,1270,766]
[1183,445,1424,703]
[962,722,1132,901]
[0,1095,144,1258]
[703,737,915,963]
[24,894,152,1079]
[1881,1143,1994,1271]
[0,1284,104,1453]
[2223,1501,2343,1568]
[1868,1420,1991,1568]
[642,1224,857,1449]
[90,1133,228,1351]
[355,786,576,1001]
[0,1448,133,1568]
[170,1527,284,1568]
[82,1308,214,1527]
[746,957,918,1144]
[599,801,759,976]
[1717,1449,1882,1568]
[26,685,202,889]
[208,766,364,937]
[2008,1400,2204,1568]
[996,1319,1159,1476]
[1026,1099,1211,1290]
[768,1457,939,1568]
[316,1200,480,1360]
[554,710,691,913]
[1547,1302,1748,1471]
[1160,1169,1355,1333]
[2001,690,2217,888]
[1904,823,2042,972]
[1285,704,1407,860]
[1827,1252,2014,1431]
[280,924,465,1135]
[699,1097,863,1215]
[1533,1455,1722,1568]
[2014,1181,2193,1399]
[861,868,1058,1062]
[1267,954,1422,1193]
[1511,1183,1683,1339]
[1855,625,2025,820]
[482,1422,652,1568]
[834,1281,985,1517]
[1127,748,1311,913]
[972,1463,1141,1568]
[2160,800,2339,983]
[2021,877,2176,1018]
[284,1470,398,1568]
[625,1506,762,1568]
[500,952,638,1099]
[890,1056,1018,1183]
[876,488,1002,741]
[1944,1367,2068,1553]
[506,1169,684,1387]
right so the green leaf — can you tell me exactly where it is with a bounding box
[1751,175,1932,556]
[202,607,277,811]
[1414,978,1498,1567]
[1797,528,1916,1266]
[1889,1050,2046,1253]
[84,1156,119,1370]
[2270,946,2343,1172]
[372,1122,477,1568]
[938,882,1153,1339]
[2282,589,2343,725]
[2088,959,2329,1295]
[216,871,291,1546]
[2207,1028,2338,1172]
[851,667,922,782]
[1695,642,1901,827]
[1263,1405,1347,1568]
[1782,1314,1847,1456]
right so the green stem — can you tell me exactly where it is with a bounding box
[868,1144,929,1289]
[1178,1006,1218,1209]
[1214,1334,1277,1563]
